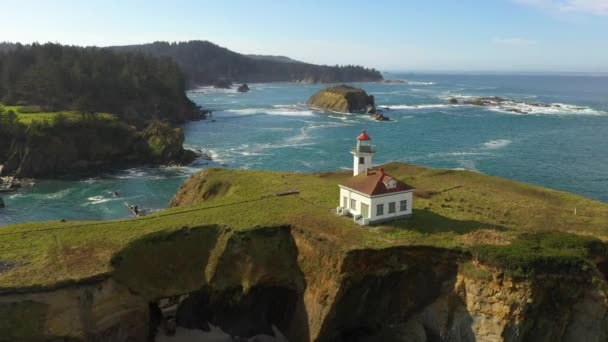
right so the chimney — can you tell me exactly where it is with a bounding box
[379,167,385,174]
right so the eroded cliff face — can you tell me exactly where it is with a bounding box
[1,225,607,342]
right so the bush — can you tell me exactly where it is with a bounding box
[470,232,599,278]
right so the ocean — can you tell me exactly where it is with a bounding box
[1,73,607,225]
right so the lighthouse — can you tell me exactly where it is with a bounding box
[351,130,375,176]
[338,129,415,225]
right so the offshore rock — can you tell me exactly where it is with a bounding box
[238,83,250,93]
[307,85,376,113]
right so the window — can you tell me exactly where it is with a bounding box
[388,202,396,214]
[400,200,408,212]
[376,204,384,216]
[350,199,357,210]
[359,157,365,164]
[343,196,348,208]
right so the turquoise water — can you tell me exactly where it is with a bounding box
[1,74,607,225]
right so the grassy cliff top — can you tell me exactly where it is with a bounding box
[1,162,607,290]
[0,105,116,125]
[319,85,366,95]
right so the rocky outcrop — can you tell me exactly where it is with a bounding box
[237,84,250,93]
[382,79,407,84]
[141,121,197,165]
[0,120,197,178]
[372,112,390,121]
[463,96,508,106]
[0,278,148,342]
[307,85,376,114]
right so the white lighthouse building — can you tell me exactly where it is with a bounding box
[337,130,415,225]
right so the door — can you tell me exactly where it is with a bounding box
[361,203,369,218]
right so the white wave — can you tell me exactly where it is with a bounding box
[188,86,238,94]
[85,195,114,205]
[437,94,478,101]
[223,106,314,117]
[483,139,512,149]
[387,104,455,110]
[205,149,226,164]
[437,94,607,116]
[7,193,24,200]
[428,151,490,158]
[44,189,72,200]
[223,108,263,116]
[270,109,314,117]
[488,102,607,116]
[113,169,165,180]
[407,81,436,85]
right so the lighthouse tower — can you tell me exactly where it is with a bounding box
[351,130,375,176]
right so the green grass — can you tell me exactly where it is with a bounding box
[470,232,601,278]
[0,104,116,124]
[0,162,607,290]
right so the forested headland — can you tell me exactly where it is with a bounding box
[0,43,200,178]
[0,43,201,123]
[111,41,383,87]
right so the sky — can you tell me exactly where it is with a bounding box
[1,0,607,72]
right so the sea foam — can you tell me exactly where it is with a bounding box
[483,139,512,149]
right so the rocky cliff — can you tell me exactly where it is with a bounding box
[1,164,608,341]
[0,119,196,178]
[306,85,376,113]
[2,227,606,342]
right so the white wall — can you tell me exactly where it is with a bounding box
[352,152,373,176]
[339,187,372,217]
[340,187,413,222]
[369,191,413,222]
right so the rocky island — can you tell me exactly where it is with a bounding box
[307,85,390,121]
[1,162,608,341]
[307,85,376,113]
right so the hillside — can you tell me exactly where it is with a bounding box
[111,41,383,87]
[0,43,200,123]
[1,163,608,341]
[246,54,301,63]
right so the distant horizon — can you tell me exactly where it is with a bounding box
[1,0,608,73]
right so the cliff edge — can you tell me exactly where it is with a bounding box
[1,163,608,341]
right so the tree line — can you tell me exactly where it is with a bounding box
[0,43,200,123]
[111,41,384,87]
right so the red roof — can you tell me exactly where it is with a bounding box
[357,130,371,141]
[339,169,415,196]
